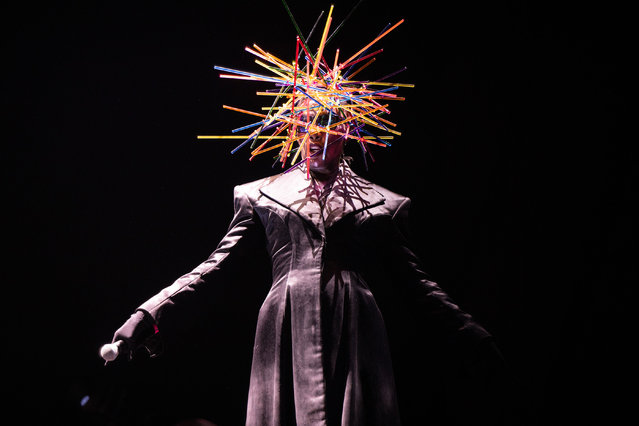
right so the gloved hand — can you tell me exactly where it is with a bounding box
[110,309,159,360]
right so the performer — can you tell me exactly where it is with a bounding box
[105,6,504,426]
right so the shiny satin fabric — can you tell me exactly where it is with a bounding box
[117,163,491,426]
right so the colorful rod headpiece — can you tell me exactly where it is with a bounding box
[198,3,413,173]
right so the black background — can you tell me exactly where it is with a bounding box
[4,1,633,425]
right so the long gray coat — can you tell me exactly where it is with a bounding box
[114,163,490,426]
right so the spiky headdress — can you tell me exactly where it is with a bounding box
[198,3,413,174]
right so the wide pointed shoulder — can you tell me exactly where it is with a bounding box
[234,172,284,199]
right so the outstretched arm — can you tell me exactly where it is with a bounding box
[388,197,492,346]
[107,186,264,360]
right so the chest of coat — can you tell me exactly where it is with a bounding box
[254,199,392,273]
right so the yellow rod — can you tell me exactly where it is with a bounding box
[312,5,334,78]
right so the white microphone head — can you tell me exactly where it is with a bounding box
[99,341,121,361]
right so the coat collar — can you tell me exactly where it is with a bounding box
[259,162,386,232]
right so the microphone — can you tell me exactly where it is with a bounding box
[99,340,124,362]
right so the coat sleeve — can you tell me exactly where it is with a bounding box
[111,185,265,356]
[389,197,492,347]
[387,197,507,424]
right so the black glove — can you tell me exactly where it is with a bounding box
[112,309,161,360]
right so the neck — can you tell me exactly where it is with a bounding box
[310,166,340,189]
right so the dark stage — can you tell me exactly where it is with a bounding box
[4,1,633,425]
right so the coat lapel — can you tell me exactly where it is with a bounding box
[259,163,386,233]
[321,164,386,228]
[259,166,325,232]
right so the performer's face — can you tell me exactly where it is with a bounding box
[297,106,347,176]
